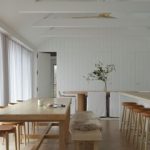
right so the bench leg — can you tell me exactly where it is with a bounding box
[75,141,80,150]
[94,141,99,150]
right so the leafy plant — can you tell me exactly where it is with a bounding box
[84,61,115,91]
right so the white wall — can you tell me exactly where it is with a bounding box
[38,35,150,93]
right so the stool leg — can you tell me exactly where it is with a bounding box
[32,122,36,134]
[17,124,20,150]
[120,107,125,131]
[132,112,138,144]
[126,109,130,137]
[136,113,143,149]
[140,116,146,150]
[14,130,17,150]
[27,122,30,143]
[20,125,23,144]
[129,109,136,141]
[145,118,150,150]
[135,114,140,148]
[23,123,26,145]
[5,132,9,150]
[127,109,133,139]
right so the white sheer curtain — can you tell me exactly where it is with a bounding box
[8,39,22,101]
[0,33,32,105]
[8,39,32,102]
[0,33,9,106]
[0,33,4,105]
[22,47,32,99]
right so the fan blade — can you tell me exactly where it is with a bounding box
[72,16,99,19]
[97,13,116,18]
[72,13,116,19]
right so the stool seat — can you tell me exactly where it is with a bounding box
[142,108,150,112]
[127,105,144,109]
[0,125,15,132]
[133,108,146,113]
[122,102,137,106]
[141,111,150,117]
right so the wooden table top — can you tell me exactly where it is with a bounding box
[120,91,150,101]
[64,90,150,94]
[63,91,88,95]
[0,97,71,122]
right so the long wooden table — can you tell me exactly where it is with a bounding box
[63,91,134,117]
[0,97,71,150]
[120,91,150,101]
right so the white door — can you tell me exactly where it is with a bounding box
[37,53,52,97]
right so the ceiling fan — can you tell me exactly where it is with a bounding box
[72,12,116,19]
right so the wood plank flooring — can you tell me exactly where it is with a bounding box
[0,120,137,150]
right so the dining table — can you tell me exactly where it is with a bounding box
[0,97,71,150]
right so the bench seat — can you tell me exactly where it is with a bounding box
[69,111,102,150]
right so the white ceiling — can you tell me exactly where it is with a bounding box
[0,0,150,49]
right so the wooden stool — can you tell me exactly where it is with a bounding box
[140,111,150,150]
[131,107,147,148]
[0,105,26,150]
[125,105,144,140]
[120,102,137,133]
[0,125,17,150]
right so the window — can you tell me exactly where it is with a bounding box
[0,32,33,105]
[0,33,4,104]
[8,39,33,102]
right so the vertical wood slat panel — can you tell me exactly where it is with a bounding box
[38,37,150,92]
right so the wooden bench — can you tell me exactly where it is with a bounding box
[69,111,102,150]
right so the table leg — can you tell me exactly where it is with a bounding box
[106,92,110,117]
[64,108,70,143]
[5,132,9,150]
[17,124,20,150]
[59,121,66,150]
[77,94,87,111]
[27,122,30,143]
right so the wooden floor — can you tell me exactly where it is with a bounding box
[0,119,137,150]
